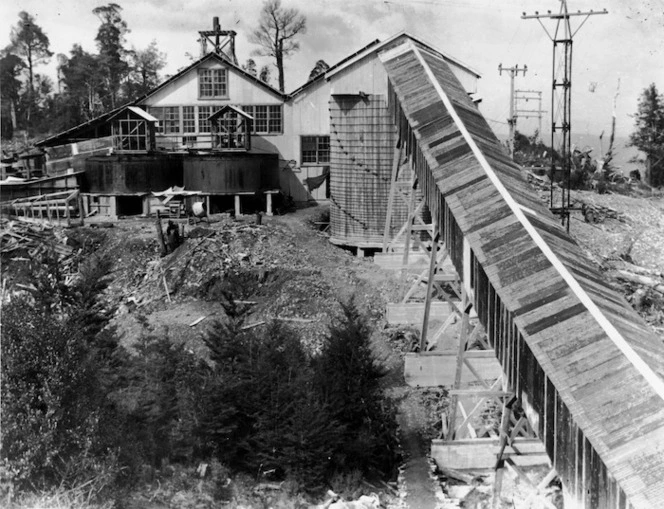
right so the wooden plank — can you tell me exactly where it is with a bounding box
[386,301,453,325]
[431,438,549,471]
[448,389,512,398]
[404,352,503,387]
[374,251,431,269]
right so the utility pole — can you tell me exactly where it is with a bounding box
[522,1,607,231]
[498,64,527,157]
[515,90,547,141]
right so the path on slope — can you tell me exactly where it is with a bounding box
[394,386,442,509]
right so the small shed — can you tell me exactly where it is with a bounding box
[208,105,252,151]
[108,106,158,153]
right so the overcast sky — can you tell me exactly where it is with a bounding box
[2,0,663,139]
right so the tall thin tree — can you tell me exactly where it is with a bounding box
[8,11,52,130]
[0,52,24,137]
[93,3,129,109]
[8,12,52,96]
[250,0,306,92]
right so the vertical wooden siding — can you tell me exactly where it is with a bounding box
[329,95,398,245]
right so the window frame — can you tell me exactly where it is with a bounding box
[182,106,196,134]
[113,118,149,152]
[148,107,165,133]
[198,68,228,99]
[197,105,216,133]
[164,106,180,134]
[240,104,283,135]
[301,135,330,165]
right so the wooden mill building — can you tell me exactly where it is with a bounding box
[34,26,479,233]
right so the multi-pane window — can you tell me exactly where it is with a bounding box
[147,104,282,137]
[301,136,330,164]
[268,105,281,133]
[182,106,196,133]
[254,106,268,133]
[148,107,165,133]
[199,68,228,98]
[198,106,214,133]
[241,104,282,134]
[164,107,180,134]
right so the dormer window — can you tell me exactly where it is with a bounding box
[209,105,252,151]
[109,106,157,153]
[199,68,228,98]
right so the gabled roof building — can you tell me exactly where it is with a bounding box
[35,25,480,232]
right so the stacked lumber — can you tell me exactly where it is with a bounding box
[0,220,73,257]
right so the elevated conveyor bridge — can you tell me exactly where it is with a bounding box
[378,39,664,509]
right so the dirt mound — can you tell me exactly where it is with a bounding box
[85,209,401,358]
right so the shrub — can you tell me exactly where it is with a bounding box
[199,303,346,491]
[114,329,209,471]
[1,253,121,491]
[314,299,400,478]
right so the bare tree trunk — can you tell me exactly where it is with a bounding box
[646,155,652,187]
[10,99,17,132]
[277,41,285,92]
[26,47,34,132]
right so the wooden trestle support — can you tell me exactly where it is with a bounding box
[381,144,557,507]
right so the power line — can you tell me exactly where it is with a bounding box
[498,64,527,157]
[515,90,547,139]
[522,1,608,232]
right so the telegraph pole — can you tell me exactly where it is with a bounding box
[522,1,607,231]
[499,64,527,156]
[515,90,546,140]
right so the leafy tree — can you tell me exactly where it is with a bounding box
[250,0,307,92]
[58,45,106,126]
[308,59,329,81]
[259,64,272,85]
[0,52,24,137]
[629,83,664,187]
[93,3,130,108]
[125,40,166,98]
[242,58,258,77]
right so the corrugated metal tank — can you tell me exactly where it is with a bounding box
[329,94,411,246]
[84,154,183,194]
[184,153,279,193]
